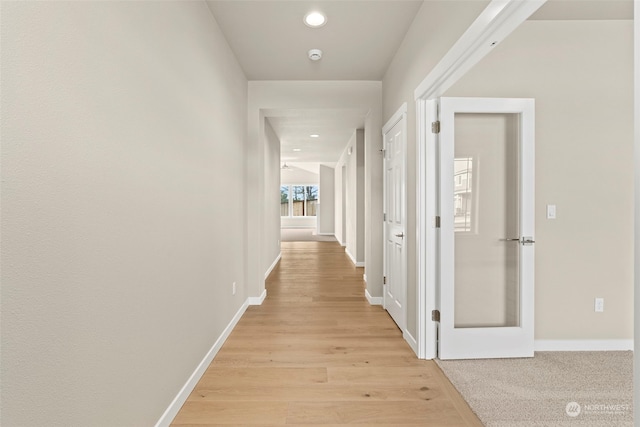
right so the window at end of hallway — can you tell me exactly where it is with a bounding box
[281,185,318,217]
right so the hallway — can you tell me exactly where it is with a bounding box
[172,241,482,426]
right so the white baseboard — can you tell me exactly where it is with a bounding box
[404,329,419,356]
[317,232,334,236]
[264,253,281,280]
[345,248,365,267]
[155,301,248,427]
[248,289,267,305]
[534,339,634,351]
[365,289,383,305]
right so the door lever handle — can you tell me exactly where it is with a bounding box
[501,237,535,245]
[395,233,404,238]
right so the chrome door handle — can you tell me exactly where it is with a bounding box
[395,233,404,238]
[501,237,535,245]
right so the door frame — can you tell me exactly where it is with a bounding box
[382,103,409,339]
[413,0,547,359]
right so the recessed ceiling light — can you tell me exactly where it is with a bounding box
[304,12,326,28]
[310,134,320,138]
[292,148,301,152]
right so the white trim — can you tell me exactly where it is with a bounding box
[345,248,364,267]
[416,99,439,360]
[316,232,334,236]
[155,301,248,427]
[363,274,367,283]
[534,340,634,352]
[404,330,419,356]
[382,102,408,135]
[365,289,383,305]
[414,0,546,101]
[248,289,267,305]
[264,253,281,280]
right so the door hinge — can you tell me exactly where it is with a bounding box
[431,121,441,134]
[383,213,387,222]
[435,216,441,228]
[383,276,387,285]
[432,309,440,322]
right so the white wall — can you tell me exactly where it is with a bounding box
[318,165,335,235]
[263,120,281,275]
[1,2,248,425]
[247,81,382,299]
[281,166,319,185]
[335,163,346,245]
[382,0,490,338]
[336,130,365,266]
[445,20,634,342]
[354,130,366,264]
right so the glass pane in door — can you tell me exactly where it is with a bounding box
[454,113,520,328]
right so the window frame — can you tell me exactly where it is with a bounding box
[280,184,319,218]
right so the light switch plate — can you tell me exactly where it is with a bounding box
[547,204,556,219]
[595,298,604,312]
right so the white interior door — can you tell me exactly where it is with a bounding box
[438,97,535,360]
[383,110,407,331]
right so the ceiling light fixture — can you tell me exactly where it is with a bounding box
[310,134,320,138]
[292,148,301,152]
[308,49,322,61]
[304,11,326,28]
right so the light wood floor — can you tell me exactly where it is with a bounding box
[172,241,483,426]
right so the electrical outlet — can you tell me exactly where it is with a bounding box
[594,298,604,312]
[232,282,236,296]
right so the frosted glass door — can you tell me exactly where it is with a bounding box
[438,98,535,360]
[454,113,520,329]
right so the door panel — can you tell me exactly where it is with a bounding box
[438,97,535,360]
[383,115,406,330]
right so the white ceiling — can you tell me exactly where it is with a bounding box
[530,0,633,20]
[206,0,422,164]
[268,109,366,164]
[206,0,423,81]
[207,0,634,166]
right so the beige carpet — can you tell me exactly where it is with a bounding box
[281,228,337,242]
[436,351,633,426]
